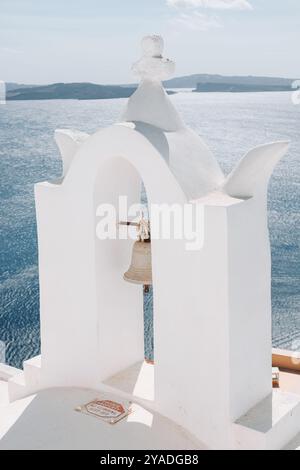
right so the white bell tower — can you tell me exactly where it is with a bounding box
[9,35,300,450]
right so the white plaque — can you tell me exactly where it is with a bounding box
[76,398,131,424]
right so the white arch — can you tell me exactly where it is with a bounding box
[64,124,187,206]
[36,124,189,386]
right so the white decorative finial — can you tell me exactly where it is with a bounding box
[121,35,183,131]
[141,35,164,57]
[132,35,175,82]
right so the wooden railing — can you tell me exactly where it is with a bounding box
[272,348,300,372]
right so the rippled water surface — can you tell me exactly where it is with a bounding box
[0,92,299,367]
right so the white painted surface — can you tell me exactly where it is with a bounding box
[8,372,26,402]
[234,390,300,450]
[23,356,42,391]
[54,129,89,177]
[0,388,206,450]
[0,381,9,406]
[121,36,223,199]
[236,390,300,433]
[224,141,290,198]
[104,361,154,402]
[122,34,180,131]
[285,433,300,451]
[0,363,21,381]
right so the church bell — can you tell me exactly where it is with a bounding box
[121,217,152,292]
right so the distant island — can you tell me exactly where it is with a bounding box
[6,82,39,92]
[6,83,136,101]
[5,74,297,100]
[193,82,292,93]
[163,73,295,89]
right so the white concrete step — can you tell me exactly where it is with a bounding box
[8,373,26,402]
[0,363,21,381]
[233,390,300,450]
[0,380,9,406]
[23,355,41,391]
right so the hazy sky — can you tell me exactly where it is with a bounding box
[0,0,299,84]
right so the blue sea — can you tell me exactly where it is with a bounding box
[0,91,299,368]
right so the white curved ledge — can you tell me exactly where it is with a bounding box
[54,129,90,177]
[223,141,290,198]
